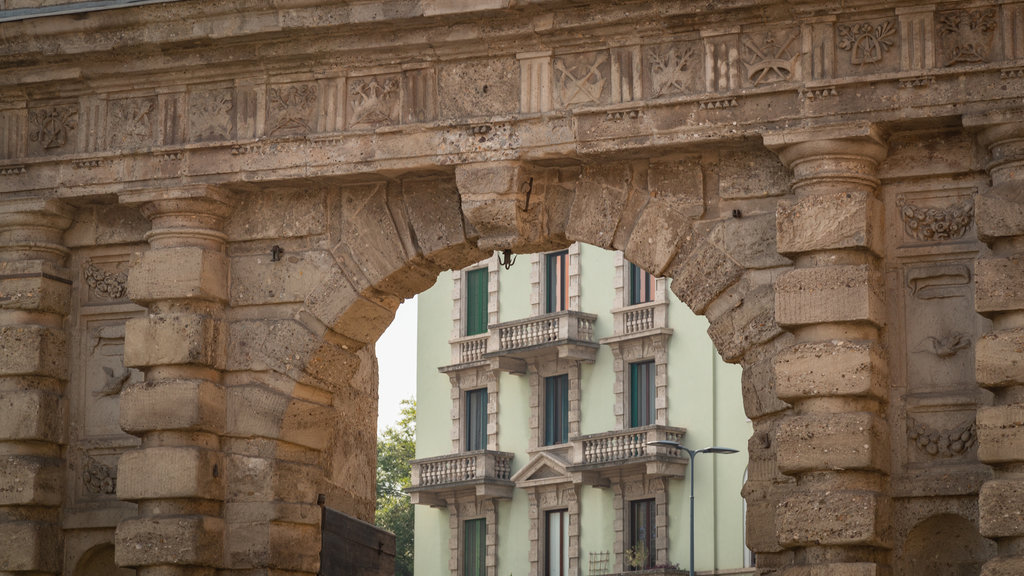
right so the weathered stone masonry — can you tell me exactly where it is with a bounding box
[1,1,1023,575]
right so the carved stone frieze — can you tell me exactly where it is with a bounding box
[268,83,318,136]
[108,97,157,148]
[907,416,977,458]
[896,195,974,242]
[741,29,800,86]
[939,8,998,66]
[28,105,78,152]
[84,260,128,301]
[554,51,609,107]
[838,20,897,65]
[646,42,700,98]
[348,75,400,128]
[188,88,234,142]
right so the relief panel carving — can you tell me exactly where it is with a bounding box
[741,28,801,86]
[347,74,400,128]
[83,259,129,304]
[702,31,741,92]
[267,82,318,136]
[27,104,78,155]
[939,8,999,66]
[907,415,977,459]
[81,453,117,495]
[82,320,142,439]
[644,41,702,98]
[188,88,235,142]
[554,51,610,107]
[108,97,157,149]
[837,19,899,76]
[896,193,975,243]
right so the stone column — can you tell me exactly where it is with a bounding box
[0,198,73,575]
[968,116,1024,576]
[116,186,233,576]
[765,124,891,576]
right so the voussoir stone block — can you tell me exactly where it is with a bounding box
[976,405,1024,464]
[115,514,224,566]
[777,490,888,547]
[124,312,227,369]
[776,191,882,256]
[117,446,223,501]
[0,455,62,506]
[976,255,1024,315]
[979,479,1024,538]
[0,260,71,314]
[775,341,886,401]
[976,329,1024,387]
[0,389,63,443]
[127,246,228,304]
[775,265,883,328]
[776,412,888,474]
[0,521,60,572]
[668,239,743,315]
[0,325,66,378]
[119,378,224,434]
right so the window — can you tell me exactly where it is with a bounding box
[628,499,656,570]
[465,388,488,451]
[464,518,486,576]
[545,250,569,313]
[465,267,489,336]
[629,361,655,428]
[546,509,569,576]
[628,261,654,305]
[544,374,569,446]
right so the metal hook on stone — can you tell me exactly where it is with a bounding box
[497,249,516,270]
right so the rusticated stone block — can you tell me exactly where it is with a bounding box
[709,212,791,270]
[225,188,326,241]
[777,191,882,256]
[740,355,791,419]
[976,183,1024,242]
[782,564,879,576]
[979,479,1024,538]
[226,384,332,451]
[115,515,224,566]
[775,265,884,328]
[400,177,486,270]
[707,284,782,363]
[668,239,744,314]
[981,557,1024,576]
[976,256,1024,315]
[269,521,321,571]
[976,329,1024,387]
[977,405,1024,464]
[231,250,334,307]
[306,268,397,347]
[0,389,63,443]
[624,197,690,277]
[0,455,62,506]
[127,246,228,304]
[117,446,223,501]
[566,161,641,250]
[775,341,886,401]
[0,325,66,378]
[226,319,362,389]
[0,260,71,314]
[120,378,224,435]
[719,146,790,199]
[0,521,59,572]
[124,312,227,369]
[777,490,888,546]
[776,412,889,474]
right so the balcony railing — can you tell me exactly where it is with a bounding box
[492,310,596,351]
[609,300,669,339]
[409,450,514,490]
[449,333,489,365]
[576,426,686,465]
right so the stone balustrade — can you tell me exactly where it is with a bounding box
[574,425,687,466]
[410,450,514,489]
[449,333,489,365]
[610,301,669,337]
[490,310,596,352]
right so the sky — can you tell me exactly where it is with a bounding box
[376,295,418,433]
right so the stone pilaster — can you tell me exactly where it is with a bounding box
[765,124,891,576]
[967,116,1024,576]
[0,198,74,575]
[116,186,233,576]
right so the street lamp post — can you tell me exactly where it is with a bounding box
[647,440,738,576]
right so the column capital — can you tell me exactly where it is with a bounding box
[763,122,888,169]
[123,185,235,249]
[0,197,75,262]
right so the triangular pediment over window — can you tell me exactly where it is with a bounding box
[510,451,572,488]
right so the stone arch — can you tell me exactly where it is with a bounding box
[74,544,133,576]
[899,514,994,576]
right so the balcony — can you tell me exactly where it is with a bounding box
[483,310,599,372]
[567,425,688,486]
[601,300,671,345]
[407,450,515,507]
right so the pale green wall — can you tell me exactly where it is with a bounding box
[414,249,753,575]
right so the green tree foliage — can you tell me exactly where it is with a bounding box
[377,398,415,576]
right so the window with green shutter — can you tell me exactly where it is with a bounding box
[465,267,488,336]
[465,388,488,452]
[629,361,655,428]
[464,518,486,576]
[544,374,569,446]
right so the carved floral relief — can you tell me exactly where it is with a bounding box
[896,195,974,242]
[838,20,897,65]
[84,260,128,301]
[907,416,977,458]
[189,88,234,142]
[646,42,700,97]
[81,454,117,495]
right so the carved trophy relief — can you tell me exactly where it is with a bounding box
[83,260,128,302]
[896,195,974,242]
[267,83,318,136]
[907,416,977,458]
[554,51,609,107]
[28,105,78,153]
[348,75,400,128]
[188,88,234,142]
[741,29,801,86]
[646,42,699,98]
[939,8,998,66]
[108,97,157,148]
[838,20,897,66]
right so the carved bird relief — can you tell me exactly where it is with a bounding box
[94,366,132,398]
